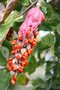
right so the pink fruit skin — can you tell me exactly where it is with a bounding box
[18,7,45,39]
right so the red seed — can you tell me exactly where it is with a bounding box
[11,79,16,85]
[8,60,12,65]
[11,40,17,45]
[19,69,23,73]
[17,43,22,49]
[32,41,36,47]
[11,64,18,71]
[25,61,29,66]
[14,44,18,48]
[42,16,46,21]
[20,65,24,70]
[21,61,26,66]
[13,75,17,81]
[21,60,28,66]
[33,38,38,42]
[23,52,28,58]
[34,31,38,36]
[8,58,13,61]
[11,50,15,55]
[18,35,23,40]
[7,66,11,71]
[24,39,28,45]
[12,46,16,50]
[22,55,27,60]
[28,48,33,55]
[26,28,31,37]
[17,48,21,52]
[15,54,21,60]
[28,38,33,43]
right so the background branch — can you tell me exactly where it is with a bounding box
[18,0,37,17]
[0,0,19,24]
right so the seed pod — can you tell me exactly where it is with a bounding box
[7,7,45,85]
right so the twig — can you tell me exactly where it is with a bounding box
[18,0,37,17]
[0,0,38,25]
[0,0,19,24]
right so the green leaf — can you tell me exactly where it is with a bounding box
[2,40,12,52]
[32,78,47,89]
[54,33,60,55]
[47,4,53,17]
[26,55,37,74]
[56,23,60,35]
[0,11,19,42]
[41,6,47,14]
[0,49,7,65]
[17,74,29,85]
[0,70,11,90]
[13,16,24,33]
[41,34,55,47]
[20,0,30,6]
[38,22,52,31]
[0,0,6,2]
[52,78,60,90]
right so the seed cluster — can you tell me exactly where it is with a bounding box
[7,7,45,85]
[7,29,38,85]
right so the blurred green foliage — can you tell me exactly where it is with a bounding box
[0,0,60,90]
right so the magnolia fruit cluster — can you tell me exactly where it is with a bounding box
[7,7,45,85]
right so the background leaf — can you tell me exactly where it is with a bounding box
[0,49,7,65]
[0,11,19,42]
[0,70,11,90]
[26,55,37,74]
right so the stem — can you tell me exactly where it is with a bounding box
[0,0,19,24]
[18,0,37,17]
[0,0,38,25]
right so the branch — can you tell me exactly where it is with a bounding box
[18,0,37,17]
[0,0,19,24]
[0,0,38,24]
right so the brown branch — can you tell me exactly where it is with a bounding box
[0,0,38,45]
[18,0,37,17]
[0,0,38,25]
[0,0,19,24]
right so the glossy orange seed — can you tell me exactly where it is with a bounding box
[32,41,36,47]
[11,50,15,55]
[11,79,16,85]
[11,40,17,45]
[7,66,11,71]
[15,54,21,60]
[24,39,28,45]
[18,35,23,40]
[13,75,17,81]
[19,69,23,73]
[28,38,33,43]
